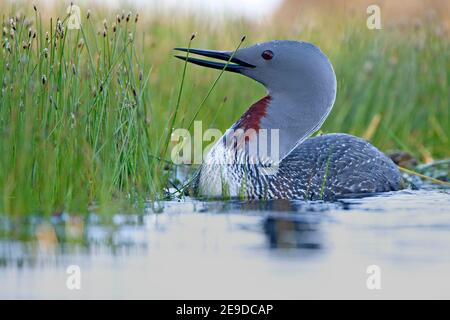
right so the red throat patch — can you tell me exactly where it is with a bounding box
[234,95,271,132]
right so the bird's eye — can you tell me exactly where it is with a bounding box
[261,50,274,60]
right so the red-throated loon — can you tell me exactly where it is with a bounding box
[175,40,404,200]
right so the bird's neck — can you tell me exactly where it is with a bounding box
[232,95,272,132]
[260,88,334,159]
[224,84,335,163]
[197,85,335,198]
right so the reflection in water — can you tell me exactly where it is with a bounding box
[263,214,322,249]
[0,213,149,269]
[1,188,450,298]
[201,198,342,212]
[206,199,335,249]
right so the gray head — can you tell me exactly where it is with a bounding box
[175,40,336,95]
[234,41,336,96]
[175,40,337,159]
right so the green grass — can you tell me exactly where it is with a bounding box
[0,3,449,215]
[320,144,334,200]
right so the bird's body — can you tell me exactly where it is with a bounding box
[192,133,403,200]
[175,40,404,200]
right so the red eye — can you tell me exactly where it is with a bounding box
[261,50,274,60]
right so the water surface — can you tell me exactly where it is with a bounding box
[1,187,450,299]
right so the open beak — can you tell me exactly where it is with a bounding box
[174,48,255,73]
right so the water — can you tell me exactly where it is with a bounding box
[1,188,450,299]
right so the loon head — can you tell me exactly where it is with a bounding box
[175,40,337,160]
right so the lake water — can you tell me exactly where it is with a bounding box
[1,186,450,299]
